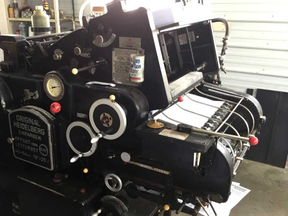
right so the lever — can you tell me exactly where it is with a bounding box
[70,154,83,163]
[71,59,106,75]
[91,133,103,144]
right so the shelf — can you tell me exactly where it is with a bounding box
[8,18,73,23]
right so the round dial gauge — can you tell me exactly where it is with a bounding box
[44,73,65,101]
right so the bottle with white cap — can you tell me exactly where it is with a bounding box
[31,6,51,35]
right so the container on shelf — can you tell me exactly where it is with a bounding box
[19,22,26,37]
[31,6,51,35]
[13,0,19,18]
[43,0,50,15]
[8,4,14,18]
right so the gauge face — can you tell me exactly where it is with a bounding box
[44,73,65,101]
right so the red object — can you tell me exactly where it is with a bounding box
[178,96,184,102]
[249,136,259,146]
[50,102,61,114]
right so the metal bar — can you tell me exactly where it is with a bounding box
[185,93,250,134]
[215,97,244,132]
[27,32,68,40]
[186,27,196,66]
[53,0,61,33]
[196,197,210,216]
[233,145,249,175]
[195,87,255,132]
[191,127,249,143]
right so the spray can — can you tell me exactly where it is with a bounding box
[42,0,50,15]
[130,54,145,83]
[13,0,19,18]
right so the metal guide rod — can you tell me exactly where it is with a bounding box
[195,87,255,132]
[191,127,249,142]
[215,97,244,132]
[233,145,249,175]
[185,92,250,134]
[176,103,243,141]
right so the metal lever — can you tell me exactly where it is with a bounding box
[91,133,103,144]
[70,154,83,163]
[71,59,106,75]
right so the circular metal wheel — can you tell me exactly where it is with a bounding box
[89,99,127,140]
[66,121,97,157]
[104,173,123,192]
[99,195,128,216]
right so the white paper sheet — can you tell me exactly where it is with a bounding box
[154,93,224,128]
[178,182,250,216]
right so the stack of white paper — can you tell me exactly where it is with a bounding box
[154,93,224,128]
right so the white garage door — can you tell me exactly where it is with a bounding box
[211,0,288,92]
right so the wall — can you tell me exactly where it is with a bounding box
[0,0,9,34]
[211,0,288,93]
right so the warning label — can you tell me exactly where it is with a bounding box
[112,48,138,86]
[9,109,54,170]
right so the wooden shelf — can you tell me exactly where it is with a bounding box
[8,18,73,23]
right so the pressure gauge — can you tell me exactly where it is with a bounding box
[43,73,65,101]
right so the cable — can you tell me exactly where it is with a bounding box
[207,198,217,216]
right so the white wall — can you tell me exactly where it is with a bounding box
[211,0,288,93]
[0,0,9,34]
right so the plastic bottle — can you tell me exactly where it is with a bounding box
[42,0,50,15]
[31,6,51,35]
[13,0,19,18]
[19,22,26,37]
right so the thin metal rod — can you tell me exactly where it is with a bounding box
[161,112,247,147]
[195,87,255,132]
[185,93,250,134]
[176,104,243,148]
[215,97,244,132]
[233,145,249,175]
[191,127,249,142]
[196,197,210,216]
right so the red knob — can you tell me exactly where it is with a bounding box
[249,136,259,146]
[178,96,184,102]
[50,102,61,114]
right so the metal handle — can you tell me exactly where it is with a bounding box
[70,154,83,163]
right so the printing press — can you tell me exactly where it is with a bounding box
[0,1,265,216]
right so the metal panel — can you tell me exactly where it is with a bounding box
[211,0,288,92]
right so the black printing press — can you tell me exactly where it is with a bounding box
[0,1,265,216]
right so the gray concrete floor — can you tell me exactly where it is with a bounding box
[178,160,288,216]
[231,160,288,216]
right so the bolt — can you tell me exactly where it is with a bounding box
[7,138,14,144]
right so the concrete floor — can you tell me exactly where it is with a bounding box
[178,160,288,216]
[231,160,288,216]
